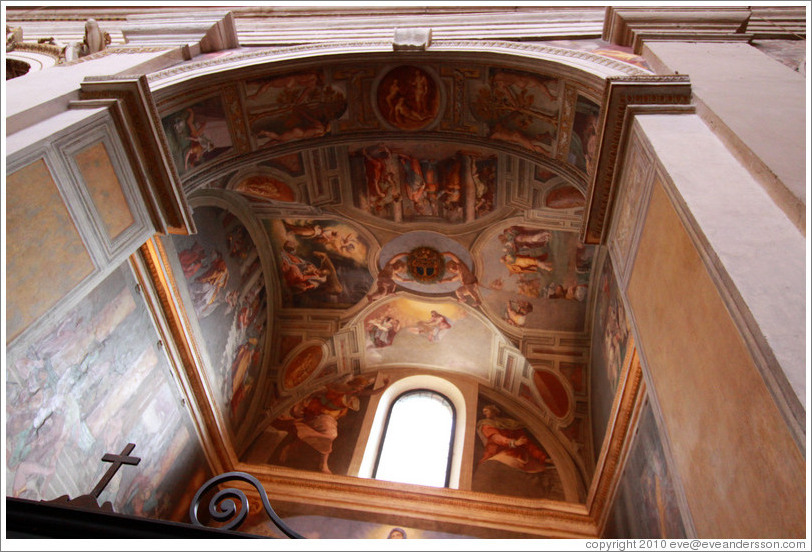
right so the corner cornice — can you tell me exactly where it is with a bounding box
[582,75,693,245]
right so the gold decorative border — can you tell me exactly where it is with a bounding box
[135,237,236,473]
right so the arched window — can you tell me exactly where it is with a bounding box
[358,375,466,489]
[373,390,455,488]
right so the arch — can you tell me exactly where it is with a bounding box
[358,374,467,489]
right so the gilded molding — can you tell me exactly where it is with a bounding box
[136,238,235,473]
[586,345,645,532]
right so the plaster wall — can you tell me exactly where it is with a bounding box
[626,177,805,537]
[631,114,806,425]
[641,41,806,231]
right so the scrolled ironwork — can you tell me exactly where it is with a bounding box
[189,471,304,538]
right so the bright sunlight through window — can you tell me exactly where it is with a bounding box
[373,390,454,488]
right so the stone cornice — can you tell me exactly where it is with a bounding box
[604,6,807,55]
[604,7,752,54]
[582,75,694,245]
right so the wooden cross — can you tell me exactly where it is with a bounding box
[90,443,141,499]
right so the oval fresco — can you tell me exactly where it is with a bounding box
[283,344,324,390]
[235,174,296,202]
[376,65,440,131]
[533,369,570,419]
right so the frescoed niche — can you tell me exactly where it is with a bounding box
[263,372,389,475]
[170,207,267,434]
[590,254,631,454]
[266,218,372,309]
[568,96,601,175]
[471,68,560,155]
[362,297,492,380]
[479,223,595,332]
[349,143,496,223]
[161,95,233,176]
[5,264,208,521]
[605,398,687,538]
[472,396,565,500]
[531,165,586,211]
[244,70,347,147]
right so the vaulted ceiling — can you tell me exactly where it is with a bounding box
[142,34,654,497]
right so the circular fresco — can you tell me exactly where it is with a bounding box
[375,65,440,131]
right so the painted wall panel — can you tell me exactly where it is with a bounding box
[605,396,686,538]
[6,159,94,343]
[626,182,805,538]
[74,141,134,240]
[5,263,208,521]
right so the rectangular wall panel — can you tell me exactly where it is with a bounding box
[74,141,135,240]
[6,159,94,342]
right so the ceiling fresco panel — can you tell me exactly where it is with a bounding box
[349,142,497,224]
[470,67,561,156]
[362,297,493,380]
[266,218,373,309]
[477,222,595,333]
[244,70,348,148]
[161,94,234,177]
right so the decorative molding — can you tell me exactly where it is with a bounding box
[243,459,597,538]
[604,6,806,53]
[121,11,239,53]
[146,38,647,86]
[581,76,693,245]
[607,121,656,290]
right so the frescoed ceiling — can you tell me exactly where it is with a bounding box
[151,44,652,491]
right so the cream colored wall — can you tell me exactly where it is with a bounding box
[620,144,805,537]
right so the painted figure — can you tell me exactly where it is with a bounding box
[440,251,482,307]
[183,108,215,170]
[477,404,552,474]
[500,251,553,275]
[279,241,341,295]
[499,226,552,254]
[408,310,452,342]
[178,242,208,278]
[189,251,229,317]
[377,66,438,130]
[367,315,401,348]
[504,299,533,327]
[366,253,410,302]
[272,376,390,473]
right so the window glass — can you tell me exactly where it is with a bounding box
[373,390,454,488]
